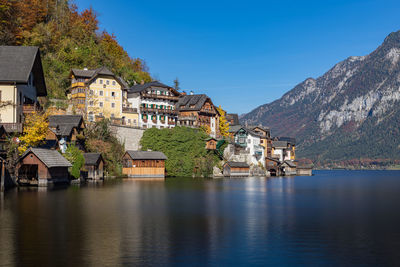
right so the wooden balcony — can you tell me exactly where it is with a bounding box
[1,123,23,133]
[122,107,138,114]
[140,107,177,114]
[23,104,41,114]
[141,93,179,101]
[168,121,175,125]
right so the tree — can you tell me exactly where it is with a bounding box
[63,143,85,179]
[18,112,49,154]
[217,105,229,137]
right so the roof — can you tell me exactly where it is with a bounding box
[126,151,168,160]
[229,125,243,133]
[224,161,249,168]
[283,160,297,168]
[83,153,103,166]
[49,115,83,136]
[272,141,288,148]
[233,127,264,138]
[252,125,270,133]
[70,66,128,89]
[226,113,240,125]
[177,94,210,111]
[0,46,47,96]
[128,81,173,93]
[20,148,72,168]
[277,137,296,145]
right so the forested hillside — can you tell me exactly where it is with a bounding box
[0,0,152,98]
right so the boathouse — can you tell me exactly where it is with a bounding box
[205,137,217,150]
[223,161,250,177]
[122,150,167,178]
[17,148,72,186]
[280,160,297,176]
[83,153,104,180]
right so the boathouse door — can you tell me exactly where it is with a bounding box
[18,164,38,184]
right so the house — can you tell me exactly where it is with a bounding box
[67,67,137,125]
[0,46,47,132]
[83,153,104,180]
[46,115,85,151]
[176,94,220,137]
[226,113,240,126]
[280,160,297,176]
[205,137,217,150]
[277,137,296,160]
[17,148,72,186]
[228,124,242,139]
[251,125,272,159]
[233,127,265,167]
[126,81,180,129]
[223,161,250,177]
[272,138,296,162]
[122,150,168,178]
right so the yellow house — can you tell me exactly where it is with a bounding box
[68,67,138,126]
[0,46,47,132]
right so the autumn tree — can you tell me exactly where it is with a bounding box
[216,106,229,137]
[18,112,50,154]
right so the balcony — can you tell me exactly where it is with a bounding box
[168,121,175,125]
[140,107,177,115]
[1,123,23,133]
[23,104,41,114]
[178,116,197,121]
[142,119,148,123]
[122,107,138,114]
[141,93,179,101]
[152,119,157,124]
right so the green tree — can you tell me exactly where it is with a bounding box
[63,143,85,179]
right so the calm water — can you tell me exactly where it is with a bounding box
[1,170,400,266]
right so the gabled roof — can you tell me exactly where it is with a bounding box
[224,161,249,168]
[84,153,103,166]
[70,66,128,89]
[0,46,47,96]
[126,150,167,160]
[20,148,72,168]
[226,113,240,125]
[177,94,218,112]
[49,115,83,137]
[276,137,296,145]
[233,127,263,138]
[282,160,296,168]
[127,81,179,96]
[272,141,288,148]
[229,124,243,133]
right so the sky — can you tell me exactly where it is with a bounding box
[75,0,400,114]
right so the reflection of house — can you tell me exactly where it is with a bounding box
[46,115,85,151]
[67,67,135,124]
[176,94,220,138]
[17,148,72,186]
[122,151,168,178]
[233,127,265,167]
[83,153,104,180]
[0,46,47,130]
[126,81,180,129]
[223,161,249,177]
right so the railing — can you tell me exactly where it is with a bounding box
[178,116,197,121]
[140,107,177,114]
[1,123,23,133]
[168,121,175,125]
[22,104,41,113]
[141,93,179,101]
[122,107,138,113]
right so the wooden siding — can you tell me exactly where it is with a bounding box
[122,154,166,178]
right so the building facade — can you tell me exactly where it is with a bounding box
[0,46,47,131]
[233,127,265,167]
[126,82,180,129]
[176,94,220,138]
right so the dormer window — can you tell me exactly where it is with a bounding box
[112,81,116,85]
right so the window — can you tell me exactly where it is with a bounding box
[100,79,103,84]
[111,92,115,97]
[89,89,94,95]
[99,90,103,96]
[99,113,103,117]
[128,119,131,123]
[111,113,115,118]
[99,102,103,107]
[112,81,116,85]
[111,103,115,108]
[106,80,110,85]
[103,84,106,88]
[88,112,94,122]
[89,101,94,106]
[247,139,251,144]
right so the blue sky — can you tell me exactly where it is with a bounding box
[75,0,400,114]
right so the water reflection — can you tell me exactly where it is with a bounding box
[1,172,400,266]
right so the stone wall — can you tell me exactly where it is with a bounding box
[112,126,144,151]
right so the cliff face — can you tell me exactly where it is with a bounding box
[241,31,400,161]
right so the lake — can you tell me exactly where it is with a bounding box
[1,170,400,266]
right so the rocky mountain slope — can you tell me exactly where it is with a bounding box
[241,31,400,162]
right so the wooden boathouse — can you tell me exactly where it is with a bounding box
[83,153,104,180]
[17,148,72,186]
[223,161,250,177]
[122,151,167,178]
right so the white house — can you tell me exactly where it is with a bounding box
[125,82,180,129]
[233,127,265,167]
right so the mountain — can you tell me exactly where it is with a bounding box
[241,31,400,164]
